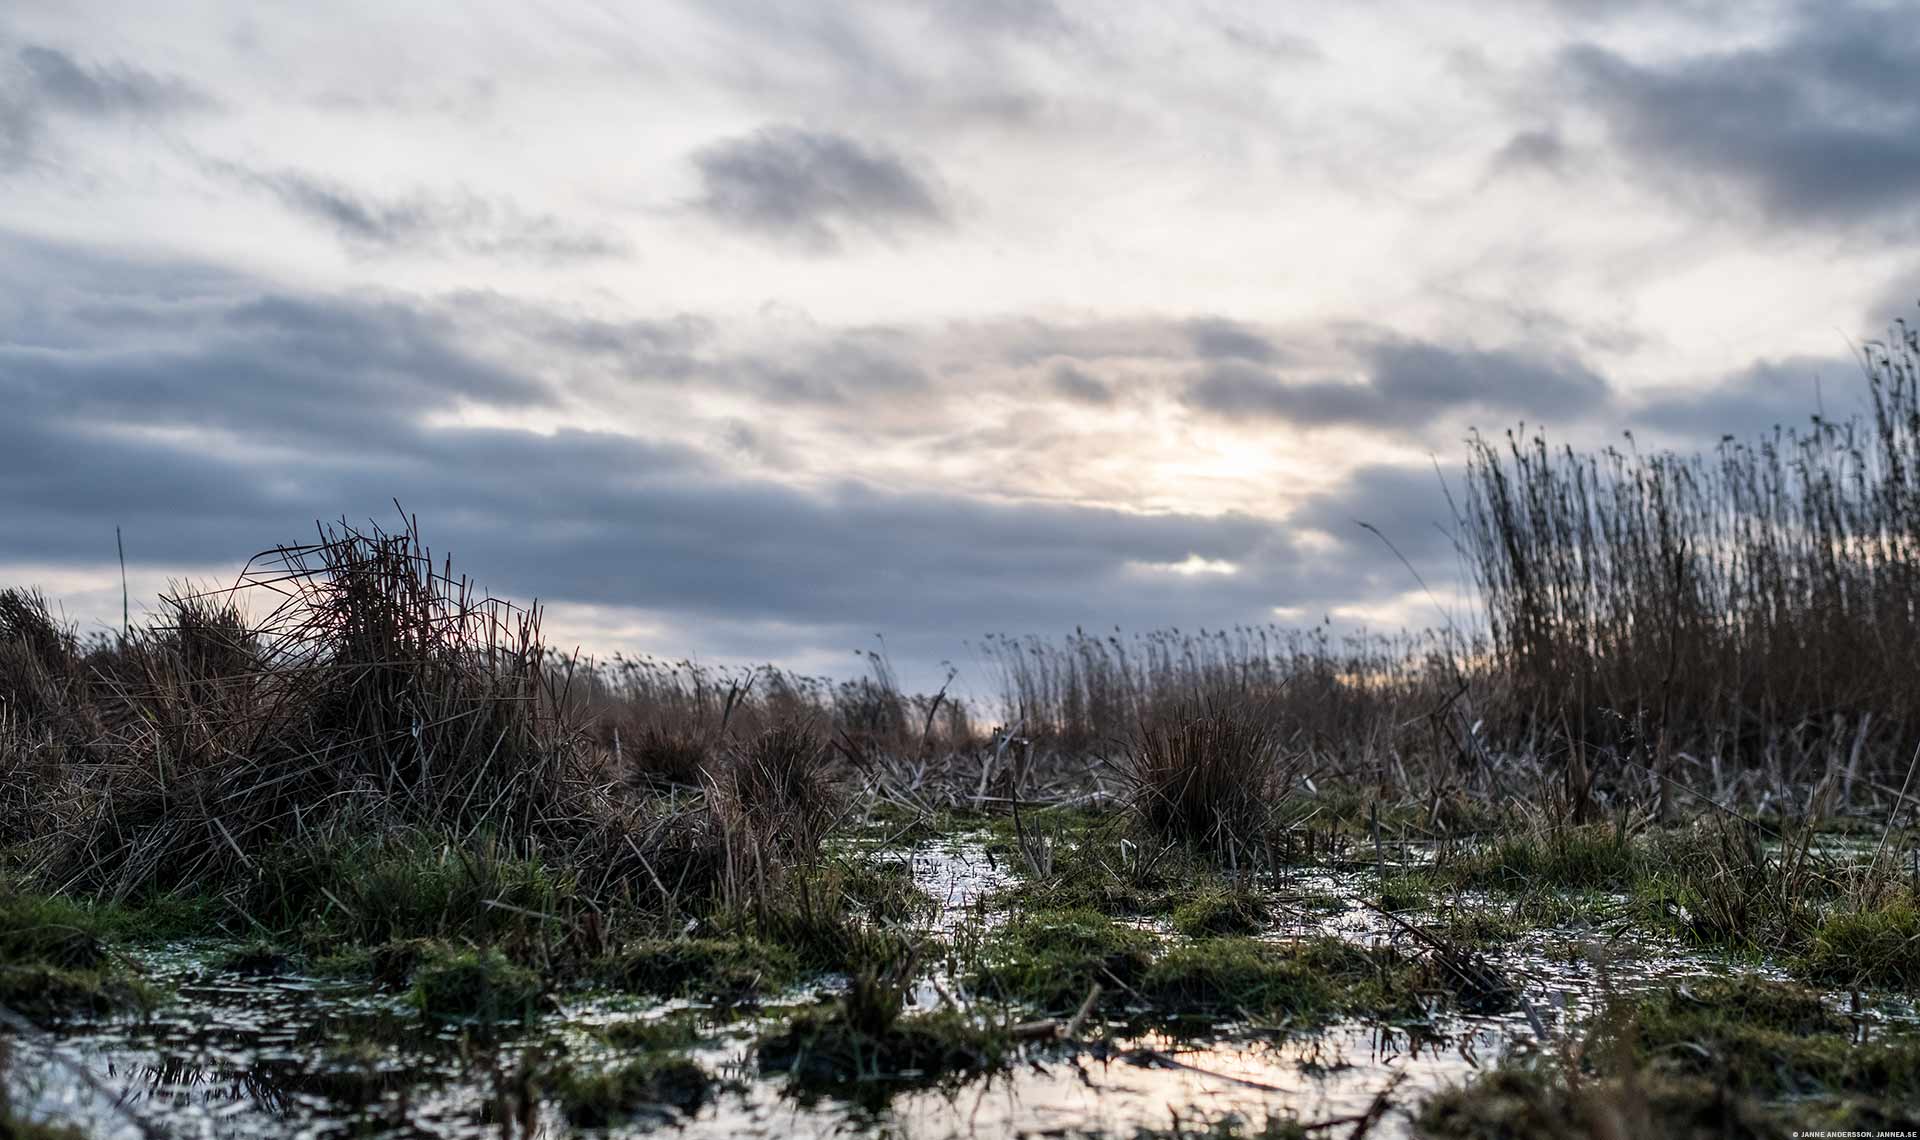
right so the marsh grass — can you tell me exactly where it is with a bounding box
[248,831,574,953]
[9,329,1920,1134]
[0,518,888,982]
[554,1054,718,1126]
[757,945,1011,1091]
[1126,697,1301,853]
[1465,323,1920,799]
[1423,974,1920,1138]
[407,945,544,1023]
[0,885,177,1022]
[1136,936,1423,1023]
[971,908,1156,1011]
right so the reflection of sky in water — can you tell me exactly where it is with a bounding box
[8,839,1916,1140]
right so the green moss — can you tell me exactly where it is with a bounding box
[983,806,1239,920]
[1437,826,1643,892]
[1138,937,1421,1023]
[602,937,800,1000]
[1428,909,1525,949]
[1377,870,1442,912]
[553,1056,717,1126]
[1305,789,1513,838]
[217,940,295,976]
[310,945,376,979]
[972,908,1155,1010]
[1288,890,1348,914]
[1170,890,1267,937]
[595,1015,705,1052]
[0,892,109,970]
[725,892,908,976]
[254,834,573,950]
[0,964,163,1023]
[311,937,434,990]
[407,946,543,1023]
[1417,1065,1780,1140]
[1604,977,1920,1101]
[832,857,938,925]
[1799,902,1920,989]
[757,1005,1009,1089]
[979,805,1116,846]
[1423,977,1920,1138]
[0,888,166,1021]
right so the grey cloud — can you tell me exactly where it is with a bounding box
[0,238,1457,678]
[1292,464,1457,555]
[1632,355,1868,441]
[733,330,930,404]
[1187,318,1281,364]
[1491,128,1568,175]
[231,167,627,261]
[1867,274,1920,332]
[2,261,551,452]
[0,91,32,167]
[18,45,211,117]
[691,125,947,252]
[446,294,713,381]
[1,43,212,167]
[684,1,1058,130]
[1220,24,1321,64]
[933,0,1072,40]
[1563,5,1920,226]
[1049,362,1113,404]
[1184,338,1611,432]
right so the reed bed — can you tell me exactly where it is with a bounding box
[6,322,1920,920]
[1464,323,1920,804]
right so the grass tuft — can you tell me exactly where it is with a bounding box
[1126,697,1299,853]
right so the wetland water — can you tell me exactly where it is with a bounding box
[6,832,1912,1138]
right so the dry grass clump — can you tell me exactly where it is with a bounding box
[620,723,713,788]
[980,625,1437,756]
[0,518,875,950]
[0,590,98,760]
[7,517,596,901]
[574,648,975,776]
[1125,697,1301,850]
[710,723,840,907]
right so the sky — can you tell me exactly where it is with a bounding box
[3,0,1918,692]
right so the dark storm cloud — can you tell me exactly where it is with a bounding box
[1563,4,1920,227]
[228,167,627,261]
[1184,338,1610,431]
[691,125,948,252]
[1,43,212,166]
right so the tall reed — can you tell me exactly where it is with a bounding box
[1463,323,1920,792]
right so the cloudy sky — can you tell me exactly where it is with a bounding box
[3,1,1916,690]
